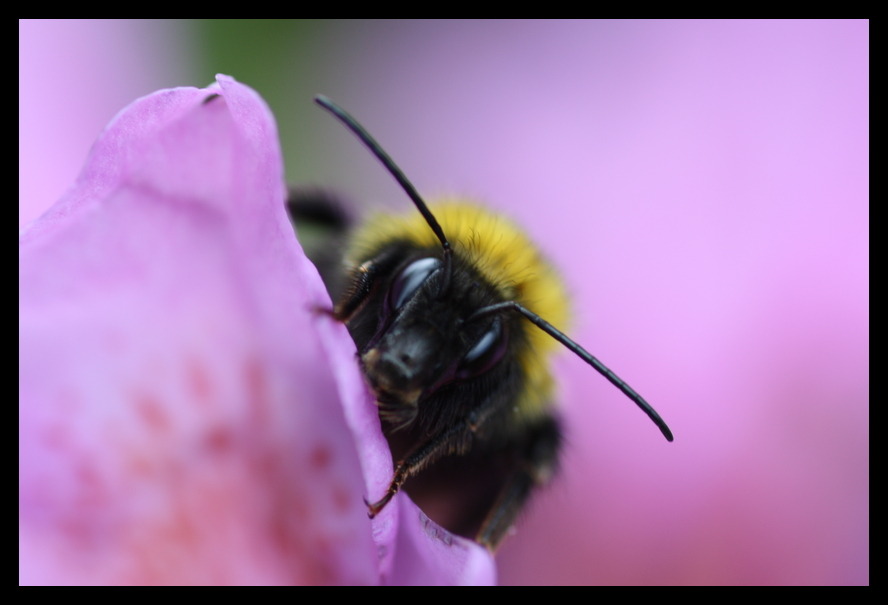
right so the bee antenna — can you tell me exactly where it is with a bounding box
[314,95,453,296]
[467,301,674,442]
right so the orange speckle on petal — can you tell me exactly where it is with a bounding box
[136,394,169,433]
[244,357,269,428]
[186,358,214,408]
[204,426,234,454]
[310,444,332,470]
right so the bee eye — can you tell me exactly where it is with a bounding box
[389,257,441,310]
[457,318,508,379]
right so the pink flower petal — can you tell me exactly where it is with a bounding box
[19,75,494,585]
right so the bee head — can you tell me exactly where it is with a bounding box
[354,250,516,430]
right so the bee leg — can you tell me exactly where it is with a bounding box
[333,245,408,323]
[476,416,562,552]
[285,188,351,232]
[367,414,481,517]
[333,260,382,323]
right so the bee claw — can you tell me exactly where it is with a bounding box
[362,496,377,519]
[365,492,395,518]
[310,304,337,318]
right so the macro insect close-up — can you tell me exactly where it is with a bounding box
[20,21,869,585]
[289,96,674,551]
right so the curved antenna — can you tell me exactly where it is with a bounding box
[468,301,674,442]
[314,95,453,295]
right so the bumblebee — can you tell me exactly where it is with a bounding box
[289,96,673,552]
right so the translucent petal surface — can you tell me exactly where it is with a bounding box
[19,75,494,585]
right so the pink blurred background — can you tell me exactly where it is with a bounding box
[20,20,868,584]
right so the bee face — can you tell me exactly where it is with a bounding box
[350,249,517,433]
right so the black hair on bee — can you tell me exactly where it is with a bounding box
[293,95,673,552]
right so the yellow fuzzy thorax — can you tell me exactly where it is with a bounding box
[347,199,571,422]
